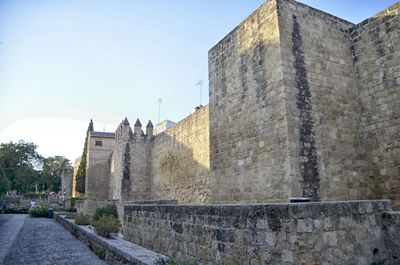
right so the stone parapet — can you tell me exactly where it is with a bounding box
[123,200,398,264]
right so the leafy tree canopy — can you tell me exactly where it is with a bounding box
[0,140,70,194]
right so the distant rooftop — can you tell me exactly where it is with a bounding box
[89,131,116,138]
[154,120,176,135]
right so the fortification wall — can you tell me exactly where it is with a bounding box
[123,200,398,265]
[110,119,153,201]
[85,134,114,200]
[351,3,400,209]
[129,127,152,201]
[277,0,369,201]
[208,0,291,203]
[61,167,73,200]
[151,106,210,204]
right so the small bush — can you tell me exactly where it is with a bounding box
[75,213,91,225]
[28,205,50,217]
[65,212,77,219]
[93,204,118,221]
[91,215,120,238]
[3,204,29,214]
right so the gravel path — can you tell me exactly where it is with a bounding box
[0,214,106,265]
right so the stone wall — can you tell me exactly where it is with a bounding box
[152,106,210,204]
[85,132,115,200]
[351,3,400,209]
[61,167,73,200]
[110,119,153,201]
[209,0,292,203]
[382,211,400,264]
[123,200,399,265]
[80,0,399,208]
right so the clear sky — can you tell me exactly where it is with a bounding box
[0,0,398,161]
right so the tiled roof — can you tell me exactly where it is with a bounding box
[89,131,115,138]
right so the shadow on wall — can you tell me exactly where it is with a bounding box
[152,107,211,204]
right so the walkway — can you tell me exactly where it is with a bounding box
[0,214,106,265]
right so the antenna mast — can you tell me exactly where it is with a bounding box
[158,98,162,122]
[196,80,203,105]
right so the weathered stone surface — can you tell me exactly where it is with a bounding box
[86,132,115,200]
[152,106,210,204]
[123,200,399,265]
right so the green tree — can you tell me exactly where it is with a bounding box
[0,170,10,195]
[75,119,93,194]
[0,140,42,193]
[40,156,70,192]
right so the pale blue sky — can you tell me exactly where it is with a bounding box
[0,0,398,160]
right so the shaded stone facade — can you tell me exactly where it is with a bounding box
[83,106,210,204]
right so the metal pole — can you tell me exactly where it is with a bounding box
[158,99,162,122]
[196,80,203,106]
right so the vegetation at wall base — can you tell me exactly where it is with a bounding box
[1,204,29,214]
[75,213,91,225]
[90,204,120,238]
[156,257,204,265]
[28,205,50,217]
[75,119,93,193]
[93,204,118,221]
[91,215,120,238]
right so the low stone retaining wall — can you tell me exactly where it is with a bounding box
[382,211,400,264]
[123,200,400,265]
[54,213,168,265]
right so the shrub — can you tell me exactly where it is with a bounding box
[91,215,120,238]
[93,204,118,221]
[28,205,50,217]
[75,213,91,225]
[3,204,29,214]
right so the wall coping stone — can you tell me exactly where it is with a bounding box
[125,200,391,219]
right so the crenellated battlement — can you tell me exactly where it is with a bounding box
[115,117,154,143]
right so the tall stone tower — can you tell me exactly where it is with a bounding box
[110,118,154,201]
[209,0,400,204]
